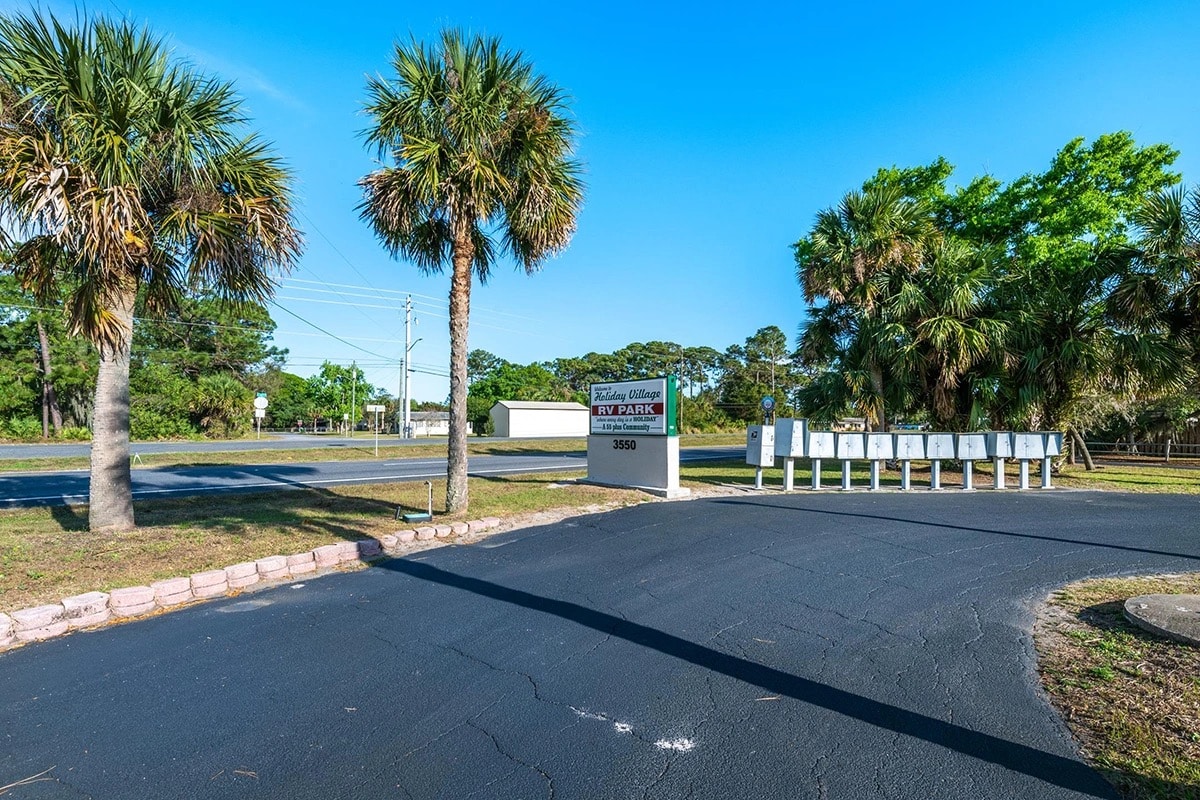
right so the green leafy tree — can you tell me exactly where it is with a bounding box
[133,293,286,379]
[466,361,570,432]
[304,362,375,430]
[250,369,312,429]
[969,134,1182,440]
[359,29,584,513]
[0,12,301,530]
[467,349,507,384]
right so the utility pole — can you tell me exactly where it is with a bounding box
[349,360,356,438]
[402,295,412,439]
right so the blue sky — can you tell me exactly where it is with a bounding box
[6,1,1198,401]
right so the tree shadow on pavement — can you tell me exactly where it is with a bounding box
[379,557,1120,799]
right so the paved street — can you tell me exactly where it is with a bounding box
[0,433,486,460]
[4,490,1197,798]
[0,448,739,507]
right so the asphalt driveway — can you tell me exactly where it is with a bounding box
[2,490,1197,798]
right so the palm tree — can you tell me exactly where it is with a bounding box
[0,12,301,531]
[794,184,930,429]
[359,29,583,513]
[890,237,1007,428]
[1113,187,1200,351]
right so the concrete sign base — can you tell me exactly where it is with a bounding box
[583,435,690,499]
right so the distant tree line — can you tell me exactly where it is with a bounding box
[465,325,807,434]
[0,277,412,440]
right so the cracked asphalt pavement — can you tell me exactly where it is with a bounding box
[3,490,1198,798]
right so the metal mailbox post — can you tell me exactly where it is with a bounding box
[957,433,988,490]
[746,425,775,489]
[1011,432,1046,490]
[1042,432,1064,488]
[774,418,809,491]
[864,433,894,490]
[893,433,926,490]
[835,432,867,491]
[924,433,955,490]
[986,432,1015,490]
[808,431,837,490]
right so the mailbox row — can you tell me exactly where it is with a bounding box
[745,419,1065,491]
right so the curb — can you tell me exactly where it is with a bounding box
[0,517,505,653]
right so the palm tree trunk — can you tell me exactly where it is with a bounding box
[869,362,885,432]
[89,286,136,532]
[445,234,474,514]
[36,319,63,437]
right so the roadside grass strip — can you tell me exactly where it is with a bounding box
[1036,574,1200,800]
[0,471,640,613]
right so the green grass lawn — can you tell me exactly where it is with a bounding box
[1036,574,1200,800]
[0,469,647,611]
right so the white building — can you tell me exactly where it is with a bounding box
[490,400,589,438]
[409,411,451,437]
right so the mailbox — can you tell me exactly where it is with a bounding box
[1012,432,1046,460]
[957,433,988,460]
[746,425,775,466]
[925,433,955,459]
[808,431,837,459]
[984,431,1012,455]
[836,432,866,460]
[1043,432,1064,457]
[774,417,809,458]
[893,433,926,460]
[986,432,1015,458]
[865,433,894,460]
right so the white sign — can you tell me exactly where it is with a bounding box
[252,396,268,410]
[589,377,677,436]
[365,404,385,413]
[254,409,265,418]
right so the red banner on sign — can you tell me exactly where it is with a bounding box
[591,403,665,417]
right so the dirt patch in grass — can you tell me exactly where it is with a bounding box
[1035,574,1200,799]
[0,470,648,612]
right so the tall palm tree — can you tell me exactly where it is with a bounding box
[794,184,930,429]
[0,12,301,531]
[359,29,583,513]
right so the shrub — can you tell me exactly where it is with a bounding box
[58,426,91,441]
[2,416,43,440]
[130,406,196,440]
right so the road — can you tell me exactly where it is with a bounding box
[0,433,505,460]
[0,448,741,507]
[4,491,1196,798]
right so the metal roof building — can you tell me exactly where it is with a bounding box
[489,400,589,438]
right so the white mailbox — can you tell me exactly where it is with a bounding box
[893,433,926,460]
[1012,432,1046,460]
[925,433,955,459]
[957,433,988,460]
[1043,432,1064,456]
[774,417,809,458]
[746,425,775,467]
[808,431,837,459]
[836,432,866,460]
[864,433,895,460]
[986,432,1015,458]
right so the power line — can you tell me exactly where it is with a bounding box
[275,294,535,336]
[268,300,395,361]
[285,276,544,323]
